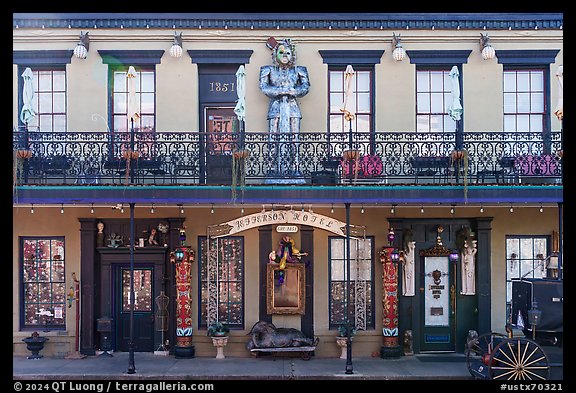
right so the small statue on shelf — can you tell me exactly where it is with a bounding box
[96,221,105,248]
[148,227,159,246]
[107,233,123,248]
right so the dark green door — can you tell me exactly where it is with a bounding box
[116,266,155,352]
[420,256,456,352]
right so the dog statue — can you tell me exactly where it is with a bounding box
[246,320,317,350]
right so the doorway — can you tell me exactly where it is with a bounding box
[115,266,155,352]
[420,255,456,352]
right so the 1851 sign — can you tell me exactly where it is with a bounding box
[199,74,238,103]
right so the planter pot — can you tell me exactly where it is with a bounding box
[210,336,229,359]
[22,333,48,359]
[336,336,352,359]
[342,149,360,161]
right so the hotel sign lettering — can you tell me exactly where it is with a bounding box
[208,210,364,238]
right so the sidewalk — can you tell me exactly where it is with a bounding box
[14,352,474,381]
[13,344,563,381]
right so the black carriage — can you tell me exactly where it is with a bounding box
[465,278,563,380]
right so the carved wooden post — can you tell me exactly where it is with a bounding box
[380,246,402,358]
[170,245,195,358]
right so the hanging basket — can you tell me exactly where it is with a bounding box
[556,149,563,159]
[450,149,466,161]
[342,149,360,161]
[16,149,33,159]
[233,149,251,159]
[122,150,140,160]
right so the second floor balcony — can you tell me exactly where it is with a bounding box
[13,130,562,188]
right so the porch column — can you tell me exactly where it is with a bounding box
[78,218,97,356]
[380,246,402,358]
[475,217,493,335]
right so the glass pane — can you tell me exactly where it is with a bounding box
[25,304,38,325]
[424,256,449,326]
[39,115,52,132]
[530,71,543,91]
[53,93,66,113]
[504,115,516,132]
[114,115,127,132]
[332,239,345,258]
[141,93,154,113]
[534,238,547,256]
[445,115,456,132]
[503,93,517,113]
[517,93,530,112]
[25,283,38,303]
[417,72,430,92]
[141,72,154,91]
[114,93,127,113]
[357,92,370,112]
[356,115,370,132]
[39,282,51,303]
[507,238,520,256]
[331,259,345,280]
[517,72,530,91]
[430,72,444,91]
[507,257,519,279]
[53,116,66,132]
[520,238,534,259]
[416,115,429,132]
[531,92,544,112]
[23,260,36,282]
[417,93,430,113]
[330,93,344,112]
[38,72,52,91]
[530,115,543,132]
[330,71,343,89]
[51,261,65,282]
[53,72,65,90]
[516,115,529,132]
[52,282,65,302]
[357,71,370,91]
[521,260,534,278]
[431,93,444,113]
[443,92,451,112]
[114,72,127,92]
[122,269,152,312]
[38,92,52,113]
[37,261,50,282]
[507,281,512,303]
[503,72,516,92]
[430,115,443,132]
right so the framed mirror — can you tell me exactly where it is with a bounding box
[266,263,305,315]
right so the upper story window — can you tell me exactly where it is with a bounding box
[503,69,545,132]
[416,68,456,132]
[328,67,373,133]
[13,50,73,132]
[30,69,67,132]
[112,67,156,134]
[20,237,66,330]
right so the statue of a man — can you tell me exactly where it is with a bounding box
[259,38,310,177]
[402,241,416,296]
[461,239,477,295]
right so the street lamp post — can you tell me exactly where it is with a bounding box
[127,202,136,374]
[345,202,353,374]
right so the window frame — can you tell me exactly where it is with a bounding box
[328,235,375,331]
[415,66,458,133]
[504,234,551,323]
[503,66,547,133]
[20,236,67,331]
[197,236,245,330]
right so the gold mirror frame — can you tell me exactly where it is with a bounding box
[266,263,305,315]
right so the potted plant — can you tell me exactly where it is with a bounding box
[207,321,230,337]
[336,325,356,359]
[207,322,230,359]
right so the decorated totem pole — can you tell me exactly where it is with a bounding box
[170,228,195,358]
[380,228,402,358]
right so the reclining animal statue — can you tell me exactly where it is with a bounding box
[246,320,318,350]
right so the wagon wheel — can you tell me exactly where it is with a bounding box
[465,332,506,380]
[489,337,550,380]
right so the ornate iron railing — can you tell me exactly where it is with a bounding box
[12,130,563,186]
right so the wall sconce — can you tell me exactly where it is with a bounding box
[169,32,183,58]
[387,227,396,245]
[480,33,495,60]
[392,32,406,62]
[73,31,90,59]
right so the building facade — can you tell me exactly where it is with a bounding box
[13,13,563,359]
